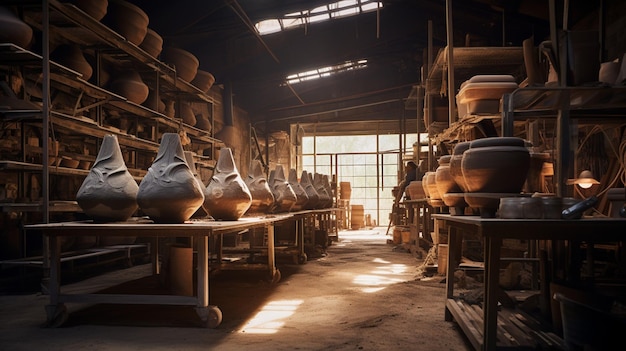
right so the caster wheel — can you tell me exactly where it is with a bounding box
[45,304,68,328]
[297,253,307,265]
[270,269,281,284]
[197,305,222,328]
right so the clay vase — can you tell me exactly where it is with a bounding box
[313,173,333,208]
[191,70,215,93]
[179,102,197,126]
[244,160,274,215]
[288,168,309,211]
[184,151,209,218]
[70,0,108,21]
[300,170,320,209]
[139,28,163,58]
[102,0,149,45]
[421,173,430,198]
[461,137,530,193]
[203,147,252,220]
[52,44,93,80]
[76,134,138,222]
[0,6,33,49]
[268,165,297,213]
[162,47,199,83]
[449,141,471,192]
[109,70,149,104]
[137,133,205,223]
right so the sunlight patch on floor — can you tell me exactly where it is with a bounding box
[239,299,303,334]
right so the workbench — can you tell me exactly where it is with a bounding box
[433,214,626,351]
[24,214,296,329]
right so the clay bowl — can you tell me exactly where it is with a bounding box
[103,0,149,45]
[70,0,109,21]
[52,44,93,80]
[139,28,163,58]
[191,70,215,93]
[498,197,542,219]
[162,47,199,83]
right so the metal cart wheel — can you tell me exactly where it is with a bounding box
[45,303,68,328]
[197,305,222,328]
[297,253,307,265]
[270,268,281,284]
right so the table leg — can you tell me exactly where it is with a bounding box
[195,235,222,328]
[44,235,67,327]
[267,224,280,283]
[483,236,502,351]
[445,226,460,321]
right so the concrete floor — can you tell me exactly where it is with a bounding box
[0,228,473,351]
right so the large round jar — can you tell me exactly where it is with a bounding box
[449,141,471,192]
[103,0,149,45]
[461,137,530,193]
[0,6,34,49]
[425,171,441,201]
[435,155,460,196]
[162,47,199,83]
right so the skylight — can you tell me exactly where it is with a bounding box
[284,59,368,85]
[255,0,383,35]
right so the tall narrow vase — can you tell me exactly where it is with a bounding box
[203,147,252,220]
[76,134,138,222]
[137,133,204,223]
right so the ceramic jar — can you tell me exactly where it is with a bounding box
[406,181,425,200]
[137,133,205,223]
[52,44,93,81]
[461,137,530,193]
[314,173,332,208]
[109,70,149,104]
[178,102,197,126]
[269,165,297,213]
[0,6,33,49]
[203,147,252,220]
[76,134,138,222]
[191,70,215,93]
[436,155,460,196]
[71,0,108,21]
[244,159,274,215]
[424,171,441,201]
[288,168,309,211]
[449,141,471,192]
[162,47,199,83]
[300,170,320,209]
[103,0,149,45]
[139,28,163,58]
[195,113,212,133]
[142,89,166,113]
[184,151,209,218]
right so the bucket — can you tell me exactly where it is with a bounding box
[339,182,351,201]
[169,246,193,297]
[392,227,402,244]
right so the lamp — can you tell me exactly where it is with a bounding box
[566,170,600,189]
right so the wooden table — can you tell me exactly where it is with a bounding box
[433,214,626,351]
[25,215,294,328]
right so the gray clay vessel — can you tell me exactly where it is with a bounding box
[203,147,252,220]
[268,165,297,213]
[288,168,309,211]
[244,160,274,215]
[137,133,204,223]
[300,170,320,210]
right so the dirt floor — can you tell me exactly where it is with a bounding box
[0,228,473,351]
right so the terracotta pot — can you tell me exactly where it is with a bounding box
[0,6,33,49]
[449,141,471,192]
[137,133,205,223]
[300,170,320,209]
[162,47,199,83]
[52,44,93,80]
[462,137,530,193]
[103,0,149,45]
[203,147,252,220]
[109,70,149,104]
[288,168,309,211]
[142,89,166,113]
[184,151,209,218]
[244,159,274,215]
[139,28,163,58]
[178,102,196,126]
[421,173,430,198]
[195,114,212,133]
[435,155,460,196]
[406,181,425,200]
[76,134,139,222]
[269,165,297,213]
[191,70,215,93]
[70,0,108,21]
[424,171,440,200]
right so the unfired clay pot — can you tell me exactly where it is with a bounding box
[269,165,297,213]
[52,44,93,80]
[191,70,215,93]
[178,102,197,126]
[314,173,331,208]
[71,0,108,21]
[162,47,199,83]
[244,159,274,215]
[103,0,149,45]
[449,141,471,192]
[137,133,205,223]
[203,147,252,220]
[0,6,33,49]
[288,168,309,211]
[142,89,166,113]
[461,137,530,193]
[109,70,149,104]
[139,28,163,58]
[300,170,320,209]
[76,134,138,222]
